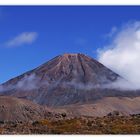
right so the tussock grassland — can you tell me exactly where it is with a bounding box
[0,114,140,134]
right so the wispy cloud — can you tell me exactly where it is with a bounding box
[5,32,38,47]
[97,21,140,89]
[105,26,118,38]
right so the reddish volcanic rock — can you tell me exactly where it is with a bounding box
[0,53,138,107]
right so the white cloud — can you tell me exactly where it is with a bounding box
[97,21,140,89]
[105,26,117,38]
[6,32,38,47]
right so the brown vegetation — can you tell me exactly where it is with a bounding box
[0,114,140,134]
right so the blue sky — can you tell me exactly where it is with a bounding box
[0,6,140,83]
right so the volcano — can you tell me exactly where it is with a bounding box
[0,53,140,108]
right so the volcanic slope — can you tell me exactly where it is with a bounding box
[0,53,139,107]
[0,96,47,122]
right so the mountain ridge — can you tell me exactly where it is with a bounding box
[0,53,140,118]
[0,53,140,107]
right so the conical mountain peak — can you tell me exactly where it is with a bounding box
[1,53,122,106]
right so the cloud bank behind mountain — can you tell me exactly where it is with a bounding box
[97,21,140,89]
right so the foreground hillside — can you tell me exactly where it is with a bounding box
[54,97,140,116]
[1,96,140,122]
[0,96,65,122]
[0,114,140,134]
